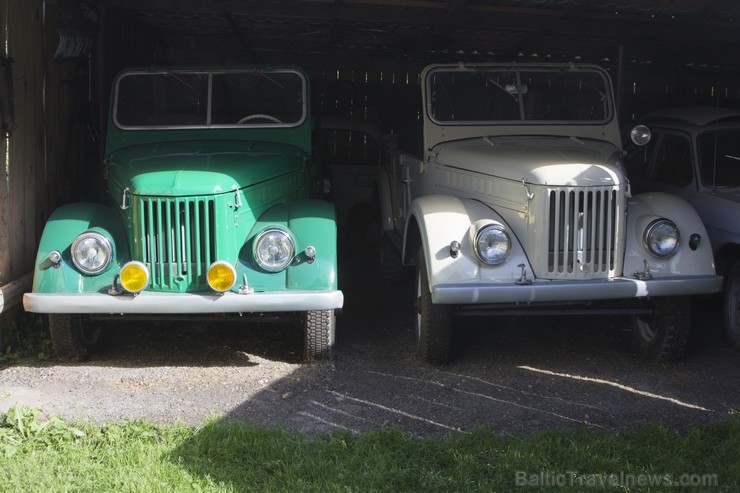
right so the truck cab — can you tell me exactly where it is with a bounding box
[626,106,740,350]
[377,62,721,364]
[24,66,342,361]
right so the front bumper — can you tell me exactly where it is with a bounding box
[432,274,722,305]
[23,290,344,314]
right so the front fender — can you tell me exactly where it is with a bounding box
[405,194,532,287]
[625,192,716,276]
[31,203,129,294]
[242,199,338,290]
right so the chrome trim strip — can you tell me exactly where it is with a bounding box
[24,290,343,314]
[431,275,722,304]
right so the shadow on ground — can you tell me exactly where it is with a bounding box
[163,238,739,489]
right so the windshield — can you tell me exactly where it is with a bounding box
[114,69,306,129]
[697,128,740,188]
[427,67,611,124]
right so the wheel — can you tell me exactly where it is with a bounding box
[415,247,453,365]
[631,296,691,361]
[723,261,740,349]
[303,310,335,362]
[48,314,103,360]
[379,235,403,284]
[236,114,283,124]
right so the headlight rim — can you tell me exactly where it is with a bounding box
[207,260,237,293]
[252,227,296,273]
[474,224,511,265]
[71,231,113,275]
[644,218,680,258]
[119,260,150,294]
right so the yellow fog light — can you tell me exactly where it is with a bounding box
[207,261,237,292]
[119,261,150,293]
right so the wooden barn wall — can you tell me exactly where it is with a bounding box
[100,15,740,158]
[0,0,79,314]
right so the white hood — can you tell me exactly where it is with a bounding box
[433,136,625,187]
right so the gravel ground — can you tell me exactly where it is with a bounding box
[1,246,738,437]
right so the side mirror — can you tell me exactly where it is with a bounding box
[629,124,651,146]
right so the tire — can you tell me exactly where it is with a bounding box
[379,235,403,284]
[631,296,691,361]
[415,247,453,365]
[303,310,336,362]
[48,314,103,360]
[723,261,740,349]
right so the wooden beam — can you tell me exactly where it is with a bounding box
[0,272,32,314]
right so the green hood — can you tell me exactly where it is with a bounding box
[106,139,307,197]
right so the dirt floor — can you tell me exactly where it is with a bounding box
[1,243,738,438]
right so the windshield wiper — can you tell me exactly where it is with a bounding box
[164,72,195,91]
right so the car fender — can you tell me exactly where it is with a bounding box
[243,199,338,290]
[31,203,129,294]
[405,194,532,287]
[625,191,716,277]
[683,191,740,261]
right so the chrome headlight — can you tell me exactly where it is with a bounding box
[253,228,295,272]
[71,232,112,274]
[474,224,511,265]
[644,219,680,258]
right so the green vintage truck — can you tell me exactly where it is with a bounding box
[23,66,342,361]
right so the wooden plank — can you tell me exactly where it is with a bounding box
[0,1,77,305]
[6,0,43,283]
[0,271,31,313]
[0,0,10,286]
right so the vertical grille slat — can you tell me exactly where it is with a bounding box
[135,196,217,292]
[546,186,621,279]
[548,193,562,272]
[192,201,202,278]
[565,192,572,272]
[165,201,173,279]
[570,192,579,272]
[605,189,614,271]
[589,192,599,267]
[182,202,191,275]
[204,200,213,263]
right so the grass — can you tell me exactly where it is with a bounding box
[1,319,737,491]
[0,406,737,492]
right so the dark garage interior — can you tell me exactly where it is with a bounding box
[1,0,740,326]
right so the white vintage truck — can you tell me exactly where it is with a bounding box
[377,62,722,364]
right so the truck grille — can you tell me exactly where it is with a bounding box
[544,186,623,279]
[133,197,216,291]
